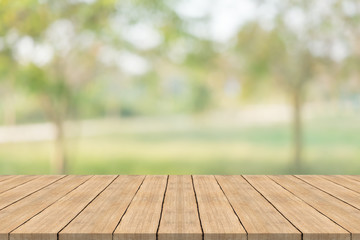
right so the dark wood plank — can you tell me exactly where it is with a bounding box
[193,175,246,240]
[244,175,349,240]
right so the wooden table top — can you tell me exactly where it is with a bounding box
[0,175,359,240]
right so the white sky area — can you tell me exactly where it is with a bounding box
[174,0,266,41]
[8,0,351,75]
[121,23,163,50]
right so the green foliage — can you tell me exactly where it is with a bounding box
[0,1,43,34]
[0,0,359,120]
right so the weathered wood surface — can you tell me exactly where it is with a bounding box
[0,175,358,240]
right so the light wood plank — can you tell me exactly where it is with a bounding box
[297,175,360,209]
[322,176,360,194]
[347,175,360,182]
[193,175,246,240]
[0,175,64,210]
[60,175,145,240]
[11,175,117,240]
[216,175,300,240]
[244,175,349,240]
[158,175,202,240]
[0,175,91,240]
[0,175,357,240]
[0,175,12,182]
[0,175,38,194]
[270,175,360,240]
[114,175,168,240]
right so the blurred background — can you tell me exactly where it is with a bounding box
[0,0,359,175]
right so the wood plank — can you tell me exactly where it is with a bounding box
[0,175,64,210]
[322,175,360,194]
[270,175,360,240]
[0,175,358,240]
[11,175,117,240]
[244,175,349,240]
[158,175,202,240]
[0,175,38,194]
[0,175,12,182]
[296,175,360,209]
[215,175,300,240]
[60,175,145,240]
[0,175,91,240]
[114,175,168,240]
[192,175,246,240]
[346,175,360,182]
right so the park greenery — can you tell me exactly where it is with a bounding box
[0,0,359,174]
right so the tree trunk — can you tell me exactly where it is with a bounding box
[292,88,303,172]
[53,119,67,174]
[3,97,16,125]
[2,84,16,126]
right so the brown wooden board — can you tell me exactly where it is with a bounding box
[270,175,360,240]
[158,175,202,240]
[216,175,301,240]
[113,175,168,240]
[0,175,91,240]
[0,175,358,240]
[244,175,349,240]
[0,175,38,194]
[60,175,144,240]
[322,175,360,194]
[296,175,360,210]
[193,175,246,240]
[0,175,64,210]
[11,175,116,240]
[0,175,12,182]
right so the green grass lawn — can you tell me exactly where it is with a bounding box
[0,113,360,175]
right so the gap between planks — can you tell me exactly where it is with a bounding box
[1,175,360,240]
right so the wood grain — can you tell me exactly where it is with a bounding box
[0,175,64,210]
[11,175,116,240]
[158,175,202,240]
[0,175,91,240]
[60,175,144,240]
[193,175,246,240]
[0,175,12,182]
[244,175,349,240]
[270,175,360,240]
[0,175,38,194]
[0,175,358,240]
[347,175,360,182]
[322,175,360,194]
[296,175,360,209]
[114,175,168,240]
[216,175,300,240]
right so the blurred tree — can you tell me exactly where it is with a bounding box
[0,0,51,125]
[336,1,360,98]
[1,0,215,173]
[232,1,346,171]
[2,0,356,175]
[0,0,118,173]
